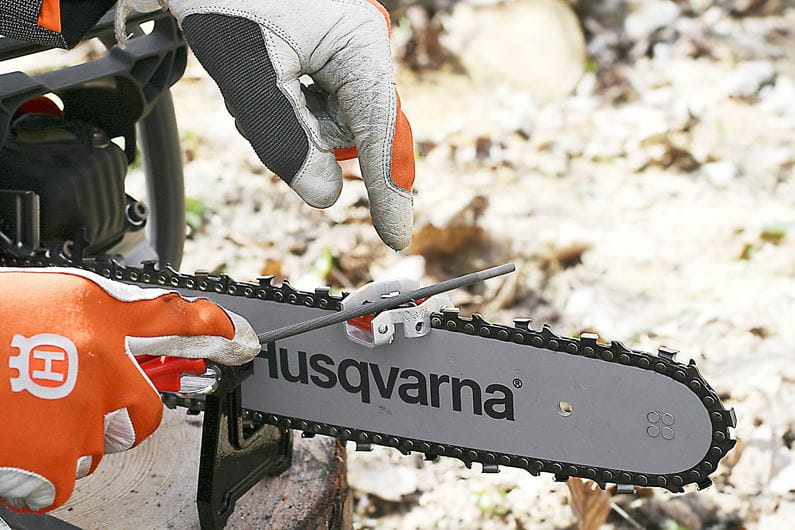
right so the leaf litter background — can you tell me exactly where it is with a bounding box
[11,0,795,528]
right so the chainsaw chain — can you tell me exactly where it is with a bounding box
[0,251,736,492]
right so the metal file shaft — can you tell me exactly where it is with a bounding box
[256,263,515,345]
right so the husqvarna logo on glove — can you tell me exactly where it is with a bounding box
[8,334,78,399]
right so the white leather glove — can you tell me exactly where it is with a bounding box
[119,0,416,250]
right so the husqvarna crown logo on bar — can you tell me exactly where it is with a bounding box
[9,334,79,400]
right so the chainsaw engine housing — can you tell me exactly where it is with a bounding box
[0,110,135,254]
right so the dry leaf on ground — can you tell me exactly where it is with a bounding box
[567,478,612,530]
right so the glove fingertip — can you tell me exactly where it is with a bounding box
[75,456,95,479]
[379,223,413,252]
[104,408,138,454]
[291,150,343,209]
[0,467,57,512]
[219,309,262,366]
[214,309,261,365]
[372,195,413,251]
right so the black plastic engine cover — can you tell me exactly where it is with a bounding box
[0,114,128,252]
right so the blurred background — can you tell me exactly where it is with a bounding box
[8,0,795,528]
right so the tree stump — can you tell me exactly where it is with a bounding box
[35,408,352,529]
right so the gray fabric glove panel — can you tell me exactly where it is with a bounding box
[180,13,310,185]
[0,0,63,48]
[1,0,43,26]
[0,0,116,48]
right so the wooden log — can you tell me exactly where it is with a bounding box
[44,408,351,529]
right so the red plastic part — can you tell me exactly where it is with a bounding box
[346,297,430,334]
[136,356,207,393]
[347,313,376,333]
[18,97,64,118]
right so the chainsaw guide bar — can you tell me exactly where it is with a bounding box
[1,253,736,493]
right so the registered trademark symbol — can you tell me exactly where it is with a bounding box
[512,378,523,389]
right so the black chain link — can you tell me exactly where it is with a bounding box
[0,251,736,492]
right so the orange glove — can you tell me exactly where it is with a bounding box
[0,268,260,513]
